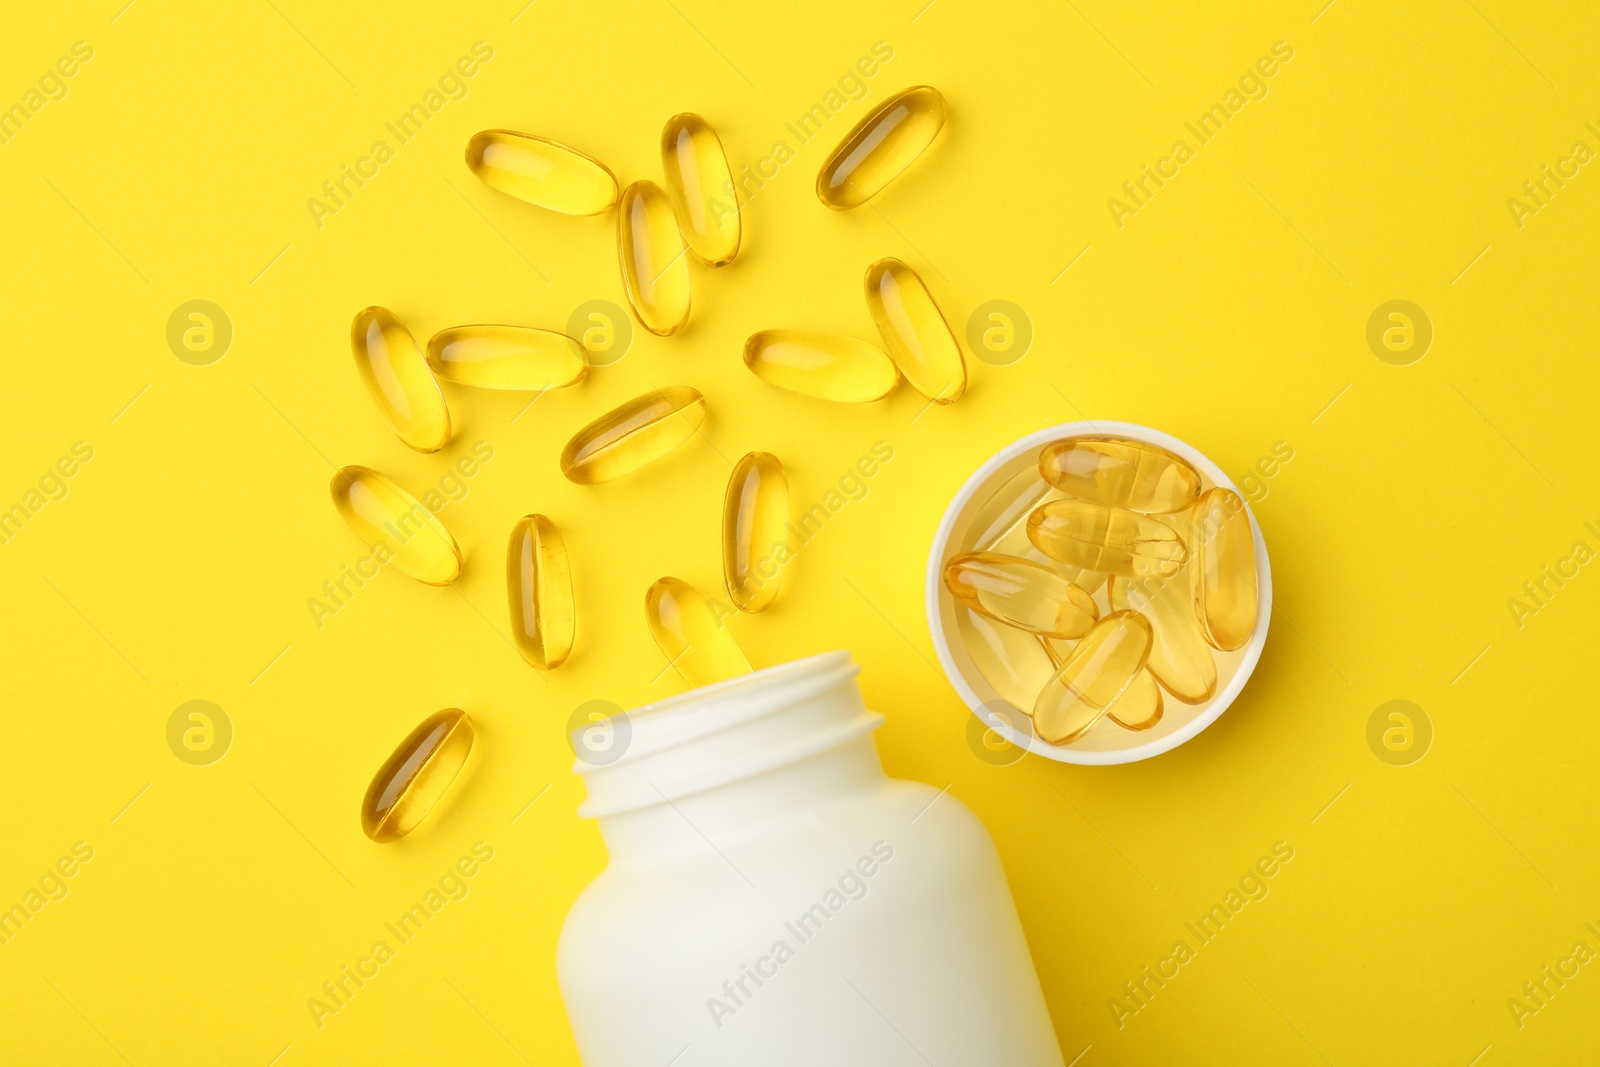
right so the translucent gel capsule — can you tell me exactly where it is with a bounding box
[723,452,789,613]
[351,306,451,453]
[816,85,946,210]
[507,514,574,670]
[1108,670,1164,732]
[426,325,587,391]
[361,709,474,843]
[330,466,461,585]
[956,607,1058,715]
[1108,573,1217,703]
[464,130,618,215]
[972,470,1107,592]
[661,113,740,267]
[943,552,1098,639]
[863,257,966,404]
[1033,611,1153,745]
[618,180,691,336]
[1191,488,1260,651]
[645,577,751,688]
[560,386,706,484]
[743,330,898,403]
[1028,500,1187,579]
[1039,438,1202,514]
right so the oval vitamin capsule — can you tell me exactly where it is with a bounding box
[1027,500,1187,579]
[426,325,587,391]
[351,306,451,453]
[560,386,706,484]
[507,514,575,670]
[645,576,751,688]
[1032,610,1153,745]
[816,85,946,210]
[1108,573,1217,703]
[661,113,740,267]
[464,130,618,215]
[330,466,462,585]
[1190,487,1260,651]
[743,330,898,403]
[864,257,966,403]
[956,606,1059,717]
[943,552,1098,639]
[723,452,789,613]
[1107,669,1164,732]
[361,709,474,842]
[618,180,691,336]
[1039,438,1201,514]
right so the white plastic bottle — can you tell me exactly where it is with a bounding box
[558,651,1065,1066]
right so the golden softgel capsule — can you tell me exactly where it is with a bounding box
[661,112,740,267]
[743,330,898,402]
[1033,611,1152,745]
[1108,670,1164,731]
[943,552,1098,639]
[618,180,691,336]
[361,709,473,843]
[958,606,1058,717]
[561,386,706,484]
[864,257,966,403]
[816,85,946,210]
[1039,438,1201,514]
[723,452,789,613]
[507,514,574,670]
[645,577,751,688]
[426,325,587,391]
[1191,487,1259,651]
[330,466,461,585]
[1028,500,1186,579]
[464,130,618,215]
[1108,574,1217,703]
[351,306,451,453]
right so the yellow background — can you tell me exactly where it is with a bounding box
[4,0,1598,1063]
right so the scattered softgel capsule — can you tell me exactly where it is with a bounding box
[426,325,587,391]
[361,709,474,842]
[816,85,946,210]
[330,466,461,585]
[1032,611,1152,745]
[1191,487,1259,651]
[351,306,451,453]
[1108,573,1217,703]
[863,257,966,403]
[1028,500,1187,579]
[1108,670,1164,732]
[724,452,789,613]
[743,330,898,403]
[645,577,751,688]
[618,180,691,335]
[464,130,618,215]
[661,112,740,267]
[1039,438,1201,514]
[561,386,706,484]
[507,514,575,670]
[943,552,1098,639]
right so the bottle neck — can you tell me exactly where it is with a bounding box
[573,652,887,863]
